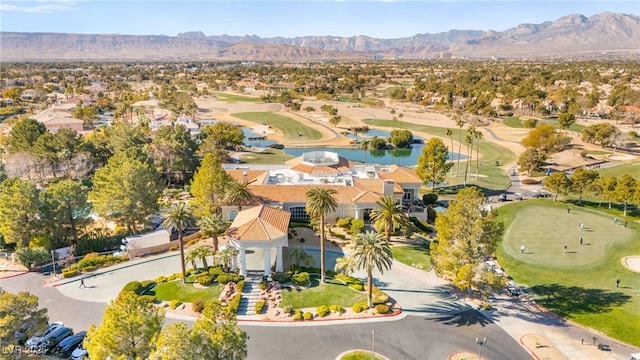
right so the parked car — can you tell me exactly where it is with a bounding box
[25,323,65,348]
[16,321,62,345]
[28,325,73,354]
[53,331,86,358]
[71,341,88,360]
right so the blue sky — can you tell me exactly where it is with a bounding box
[1,1,638,38]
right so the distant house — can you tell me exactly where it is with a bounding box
[32,107,84,133]
[20,89,43,102]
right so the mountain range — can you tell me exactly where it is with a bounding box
[1,12,638,61]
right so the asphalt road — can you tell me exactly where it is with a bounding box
[0,263,531,360]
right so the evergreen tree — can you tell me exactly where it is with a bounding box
[416,137,453,190]
[190,153,232,217]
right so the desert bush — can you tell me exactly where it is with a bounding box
[349,283,365,291]
[217,273,244,284]
[336,217,353,229]
[521,178,539,185]
[303,312,313,320]
[375,304,390,314]
[169,246,178,251]
[260,277,268,290]
[335,274,363,287]
[316,305,330,317]
[139,295,156,303]
[197,274,214,286]
[350,219,365,236]
[236,280,245,292]
[208,265,225,277]
[155,275,168,283]
[293,310,303,321]
[352,302,369,313]
[292,272,310,286]
[120,281,143,295]
[192,299,205,313]
[226,293,242,314]
[329,304,345,314]
[170,300,182,309]
[255,300,265,314]
[61,268,79,278]
[283,305,294,315]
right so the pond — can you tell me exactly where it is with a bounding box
[284,145,464,167]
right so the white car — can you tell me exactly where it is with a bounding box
[71,342,88,360]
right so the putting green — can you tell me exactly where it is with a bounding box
[503,205,633,268]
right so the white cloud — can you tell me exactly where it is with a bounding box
[1,1,76,13]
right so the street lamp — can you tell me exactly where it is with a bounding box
[51,250,56,279]
[476,337,487,360]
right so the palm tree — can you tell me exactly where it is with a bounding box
[463,131,474,186]
[351,231,393,308]
[446,128,454,173]
[455,116,465,176]
[198,214,229,252]
[215,246,238,272]
[224,181,253,211]
[370,196,409,241]
[305,187,338,283]
[473,129,483,180]
[185,249,199,270]
[162,202,196,284]
[361,139,370,166]
[334,256,355,276]
[191,245,215,268]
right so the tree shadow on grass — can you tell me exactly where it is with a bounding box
[529,284,632,318]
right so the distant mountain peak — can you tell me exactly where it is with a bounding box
[176,31,208,39]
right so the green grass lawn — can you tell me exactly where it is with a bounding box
[280,280,367,308]
[151,280,223,303]
[232,112,323,140]
[502,116,585,132]
[496,200,640,346]
[362,119,513,192]
[503,116,526,128]
[596,162,640,179]
[340,352,384,360]
[391,243,432,271]
[215,92,261,102]
[238,148,294,164]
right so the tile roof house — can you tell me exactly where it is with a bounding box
[221,151,423,223]
[32,107,84,133]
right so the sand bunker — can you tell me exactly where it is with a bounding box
[622,256,640,273]
[608,154,636,161]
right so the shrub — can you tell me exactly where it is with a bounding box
[283,305,294,315]
[272,273,291,283]
[155,276,168,283]
[521,178,539,185]
[260,277,267,290]
[226,293,242,314]
[217,273,244,284]
[325,270,337,278]
[336,217,353,229]
[236,280,245,292]
[316,305,330,317]
[121,281,143,295]
[139,295,157,304]
[422,193,438,205]
[208,265,225,277]
[170,300,182,310]
[169,246,178,251]
[349,283,365,291]
[197,274,214,286]
[61,269,79,278]
[255,300,265,314]
[372,287,390,305]
[303,312,313,320]
[192,299,205,313]
[16,247,50,269]
[352,302,369,313]
[350,219,365,236]
[293,310,303,321]
[329,304,345,314]
[375,304,390,314]
[370,137,387,150]
[292,272,310,286]
[335,274,363,287]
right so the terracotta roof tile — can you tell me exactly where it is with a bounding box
[226,205,291,241]
[226,170,269,184]
[377,165,422,183]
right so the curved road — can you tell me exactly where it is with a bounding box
[0,254,531,360]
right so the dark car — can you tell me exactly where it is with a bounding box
[30,326,73,354]
[52,331,86,358]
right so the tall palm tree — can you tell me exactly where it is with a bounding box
[455,116,465,176]
[473,129,483,180]
[334,256,355,276]
[446,128,454,174]
[351,231,393,308]
[224,181,253,211]
[305,187,338,283]
[162,202,196,284]
[370,196,409,241]
[198,214,229,252]
[361,139,370,166]
[464,133,473,186]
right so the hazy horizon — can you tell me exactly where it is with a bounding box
[1,1,639,39]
